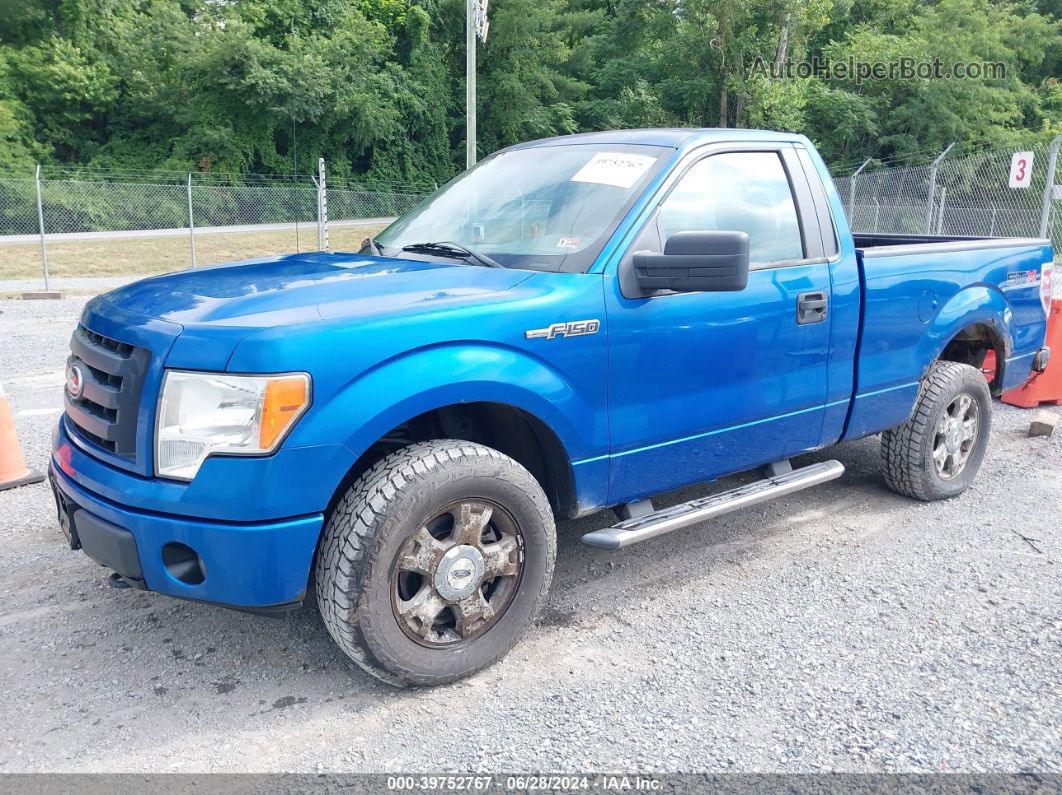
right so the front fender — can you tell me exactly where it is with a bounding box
[294,342,605,465]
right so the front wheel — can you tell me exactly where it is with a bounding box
[881,361,992,501]
[315,440,556,687]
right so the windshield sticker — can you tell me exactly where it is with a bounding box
[571,152,656,189]
[557,237,581,249]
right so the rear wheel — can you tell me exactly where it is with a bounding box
[315,440,555,687]
[881,361,992,501]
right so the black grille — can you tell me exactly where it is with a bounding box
[65,324,150,459]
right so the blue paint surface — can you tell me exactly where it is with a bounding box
[51,454,322,607]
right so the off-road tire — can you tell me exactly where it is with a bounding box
[315,440,556,687]
[881,361,992,501]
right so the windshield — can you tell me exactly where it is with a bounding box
[374,143,670,272]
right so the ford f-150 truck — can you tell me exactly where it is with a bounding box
[50,129,1054,686]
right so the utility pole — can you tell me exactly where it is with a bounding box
[465,0,476,170]
[291,18,300,252]
[466,0,489,170]
[291,18,298,179]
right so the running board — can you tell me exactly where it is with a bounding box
[581,460,845,550]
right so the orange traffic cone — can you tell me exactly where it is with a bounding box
[0,381,45,491]
[999,298,1062,408]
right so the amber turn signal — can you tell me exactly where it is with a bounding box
[259,376,310,449]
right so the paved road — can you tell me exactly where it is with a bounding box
[1,294,1059,773]
[0,218,395,246]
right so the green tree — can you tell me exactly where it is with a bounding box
[0,0,1057,179]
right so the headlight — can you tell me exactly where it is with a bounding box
[155,371,311,480]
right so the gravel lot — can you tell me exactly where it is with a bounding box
[1,288,1059,774]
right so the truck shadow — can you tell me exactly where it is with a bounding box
[547,433,892,601]
[292,433,891,674]
[214,433,891,681]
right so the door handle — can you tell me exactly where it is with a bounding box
[797,291,828,325]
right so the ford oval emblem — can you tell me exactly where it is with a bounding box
[66,363,84,400]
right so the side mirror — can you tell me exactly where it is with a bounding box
[632,230,750,293]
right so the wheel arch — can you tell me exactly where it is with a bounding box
[327,400,579,522]
[936,321,1008,396]
[923,285,1013,396]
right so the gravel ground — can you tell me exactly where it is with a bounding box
[0,292,1059,774]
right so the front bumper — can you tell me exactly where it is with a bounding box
[51,422,333,609]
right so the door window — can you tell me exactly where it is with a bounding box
[658,152,804,265]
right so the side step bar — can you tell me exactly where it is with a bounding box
[581,460,845,550]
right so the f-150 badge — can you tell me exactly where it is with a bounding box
[525,319,601,340]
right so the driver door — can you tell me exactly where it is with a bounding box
[604,144,834,503]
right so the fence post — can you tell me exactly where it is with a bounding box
[873,199,880,233]
[186,173,197,268]
[848,158,872,220]
[1039,134,1062,240]
[294,179,301,253]
[925,143,955,234]
[34,165,50,291]
[935,186,947,234]
[316,157,328,251]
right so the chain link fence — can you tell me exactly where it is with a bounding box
[0,178,39,236]
[0,163,434,286]
[327,180,427,224]
[5,143,1060,288]
[833,137,1062,253]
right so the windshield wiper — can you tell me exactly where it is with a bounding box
[400,241,505,269]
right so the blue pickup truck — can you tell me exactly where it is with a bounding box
[50,129,1053,686]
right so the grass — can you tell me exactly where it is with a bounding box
[0,223,387,281]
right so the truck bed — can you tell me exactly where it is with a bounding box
[854,232,1043,252]
[844,234,1052,440]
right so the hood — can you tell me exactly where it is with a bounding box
[99,251,532,328]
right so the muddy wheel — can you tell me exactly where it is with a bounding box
[881,361,992,501]
[315,440,556,687]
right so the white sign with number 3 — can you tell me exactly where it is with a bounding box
[1008,151,1034,188]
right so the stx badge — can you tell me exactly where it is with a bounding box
[525,319,601,340]
[1005,270,1038,286]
